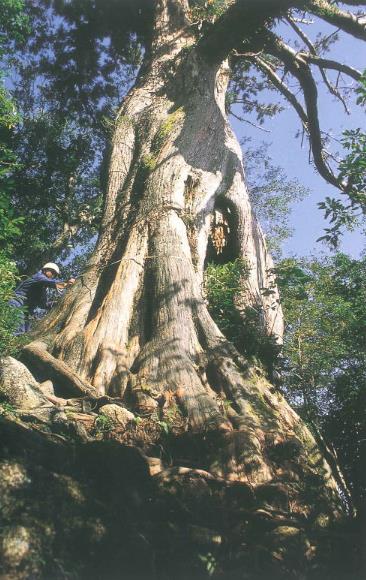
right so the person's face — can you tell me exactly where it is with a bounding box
[44,269,56,279]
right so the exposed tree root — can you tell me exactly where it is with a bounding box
[21,341,98,398]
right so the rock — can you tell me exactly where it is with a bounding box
[267,525,310,559]
[18,406,58,426]
[0,357,47,409]
[51,409,91,442]
[145,456,163,476]
[98,404,135,427]
[51,408,69,425]
[38,379,55,396]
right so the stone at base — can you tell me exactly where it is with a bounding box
[98,404,135,427]
[0,357,47,409]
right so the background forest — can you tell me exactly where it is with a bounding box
[0,0,365,577]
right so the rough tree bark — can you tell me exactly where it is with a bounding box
[7,1,350,577]
[36,0,284,420]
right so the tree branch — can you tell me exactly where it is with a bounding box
[261,32,343,189]
[21,341,98,398]
[249,55,309,127]
[332,1,366,6]
[197,0,305,63]
[286,14,317,52]
[286,15,353,111]
[229,108,272,132]
[299,53,362,82]
[197,0,365,63]
[307,0,366,41]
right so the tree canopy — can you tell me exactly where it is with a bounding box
[0,0,363,270]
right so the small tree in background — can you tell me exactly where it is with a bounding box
[277,254,366,513]
[0,0,29,352]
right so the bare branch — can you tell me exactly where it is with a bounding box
[291,16,315,23]
[197,0,365,66]
[229,108,272,132]
[324,72,351,111]
[250,55,309,127]
[286,14,317,51]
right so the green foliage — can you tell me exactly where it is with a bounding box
[198,551,217,577]
[318,72,366,247]
[11,113,103,271]
[205,258,279,369]
[93,414,114,435]
[189,0,233,24]
[205,258,249,339]
[19,0,146,123]
[0,0,29,55]
[0,1,28,354]
[277,253,366,507]
[277,256,358,392]
[0,251,23,355]
[229,61,284,125]
[0,401,16,415]
[157,420,170,435]
[339,127,366,196]
[0,193,23,243]
[0,81,24,246]
[0,86,24,351]
[5,0,139,272]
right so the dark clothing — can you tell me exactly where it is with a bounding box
[9,271,65,334]
[13,271,65,311]
[8,296,29,334]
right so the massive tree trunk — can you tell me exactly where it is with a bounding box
[9,1,349,577]
[37,0,283,419]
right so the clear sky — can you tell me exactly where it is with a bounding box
[230,17,365,260]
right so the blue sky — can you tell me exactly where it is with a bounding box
[230,17,365,259]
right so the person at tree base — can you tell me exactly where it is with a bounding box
[9,262,75,334]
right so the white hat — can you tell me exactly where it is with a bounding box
[42,262,60,275]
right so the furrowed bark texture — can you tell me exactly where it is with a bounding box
[38,0,283,412]
[21,1,346,576]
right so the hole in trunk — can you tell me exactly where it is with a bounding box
[205,199,238,266]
